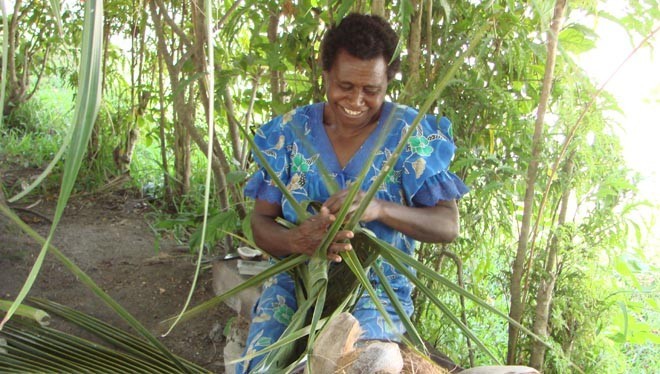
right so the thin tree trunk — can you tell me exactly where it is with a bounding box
[425,0,433,88]
[150,0,192,197]
[371,0,385,17]
[507,0,567,364]
[189,0,246,218]
[221,86,244,163]
[4,0,23,116]
[268,8,281,116]
[157,51,173,208]
[240,72,262,169]
[529,155,574,369]
[407,0,423,89]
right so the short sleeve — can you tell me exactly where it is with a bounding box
[243,112,295,204]
[399,113,469,207]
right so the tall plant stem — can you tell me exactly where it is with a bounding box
[507,0,566,363]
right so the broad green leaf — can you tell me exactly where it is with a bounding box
[559,24,596,53]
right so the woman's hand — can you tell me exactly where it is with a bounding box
[251,200,354,261]
[290,206,354,262]
[323,189,382,223]
[322,190,460,244]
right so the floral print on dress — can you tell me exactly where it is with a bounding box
[408,135,434,157]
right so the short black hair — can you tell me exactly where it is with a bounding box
[321,13,400,81]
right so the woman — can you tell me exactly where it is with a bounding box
[239,13,468,372]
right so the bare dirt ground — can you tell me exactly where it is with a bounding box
[0,187,235,373]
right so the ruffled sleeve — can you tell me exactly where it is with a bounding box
[243,112,294,204]
[398,111,469,207]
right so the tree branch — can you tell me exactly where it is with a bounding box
[152,0,192,49]
[148,1,176,74]
[25,46,50,102]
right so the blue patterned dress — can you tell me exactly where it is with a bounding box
[238,102,468,372]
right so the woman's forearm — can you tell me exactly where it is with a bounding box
[375,199,459,243]
[251,213,297,257]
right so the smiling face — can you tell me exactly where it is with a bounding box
[323,49,389,132]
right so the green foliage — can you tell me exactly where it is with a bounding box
[2,0,658,372]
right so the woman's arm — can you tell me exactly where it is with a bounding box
[250,199,355,262]
[322,190,459,243]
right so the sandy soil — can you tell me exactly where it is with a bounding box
[0,191,235,373]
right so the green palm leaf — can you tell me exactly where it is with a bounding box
[0,299,208,373]
[369,233,552,349]
[0,204,190,372]
[379,247,500,363]
[164,254,308,324]
[1,0,103,330]
[0,300,50,327]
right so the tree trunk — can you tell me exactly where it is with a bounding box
[172,87,193,196]
[407,0,423,90]
[529,156,574,369]
[157,51,173,209]
[189,0,246,218]
[507,0,567,364]
[221,86,244,165]
[268,8,282,116]
[371,0,385,17]
[4,0,23,116]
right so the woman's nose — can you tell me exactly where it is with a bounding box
[350,89,364,106]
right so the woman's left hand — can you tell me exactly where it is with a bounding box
[322,189,382,223]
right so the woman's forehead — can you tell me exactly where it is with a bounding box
[329,50,388,83]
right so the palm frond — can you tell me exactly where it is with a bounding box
[369,233,552,349]
[164,254,308,324]
[0,203,190,372]
[0,300,50,327]
[379,247,500,363]
[0,299,208,373]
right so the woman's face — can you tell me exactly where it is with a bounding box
[323,49,389,131]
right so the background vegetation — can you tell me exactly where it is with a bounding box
[1,0,658,372]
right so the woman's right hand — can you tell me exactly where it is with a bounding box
[291,206,354,262]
